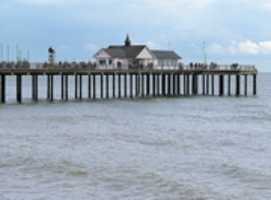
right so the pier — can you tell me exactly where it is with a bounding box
[0,66,258,104]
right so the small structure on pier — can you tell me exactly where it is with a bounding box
[94,35,182,70]
[48,47,56,66]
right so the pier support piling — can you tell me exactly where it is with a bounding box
[0,75,5,103]
[253,74,257,96]
[236,74,240,96]
[16,75,22,103]
[244,75,248,96]
[228,74,231,96]
[219,75,224,96]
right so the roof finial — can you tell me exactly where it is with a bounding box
[125,34,131,47]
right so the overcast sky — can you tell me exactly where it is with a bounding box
[1,0,271,71]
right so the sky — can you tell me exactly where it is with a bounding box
[0,0,271,71]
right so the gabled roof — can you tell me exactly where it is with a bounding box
[151,50,182,60]
[105,45,147,59]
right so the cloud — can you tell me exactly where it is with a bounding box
[208,40,271,55]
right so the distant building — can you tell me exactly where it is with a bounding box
[94,35,182,70]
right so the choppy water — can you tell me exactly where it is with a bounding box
[0,73,270,200]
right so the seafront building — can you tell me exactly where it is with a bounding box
[94,35,182,70]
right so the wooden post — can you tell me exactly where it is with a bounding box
[177,74,180,96]
[152,74,156,97]
[136,74,140,97]
[35,75,38,101]
[75,74,78,99]
[146,73,150,96]
[47,74,50,100]
[167,74,171,97]
[61,74,64,101]
[228,74,231,96]
[141,73,145,97]
[118,73,121,98]
[93,74,96,99]
[253,74,257,96]
[88,74,91,99]
[124,73,127,98]
[173,74,176,96]
[211,74,215,96]
[79,75,82,100]
[157,74,160,96]
[183,74,187,96]
[187,74,190,96]
[206,74,209,95]
[50,75,54,101]
[244,74,248,96]
[106,74,109,99]
[0,75,5,103]
[100,73,104,99]
[16,75,22,103]
[130,73,133,98]
[236,74,240,96]
[162,74,166,96]
[112,73,115,98]
[192,74,196,95]
[219,75,224,96]
[32,75,38,102]
[65,75,68,101]
[202,74,206,95]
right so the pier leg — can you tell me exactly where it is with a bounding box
[244,75,248,96]
[211,74,215,96]
[206,74,209,95]
[61,74,64,101]
[106,74,109,99]
[65,75,68,101]
[157,74,160,96]
[136,74,140,97]
[152,74,156,97]
[0,75,6,103]
[173,74,177,96]
[202,74,206,95]
[219,75,224,96]
[236,74,240,96]
[177,74,180,96]
[183,74,187,96]
[162,74,166,97]
[118,73,121,98]
[93,74,96,100]
[16,75,22,103]
[192,74,197,95]
[100,73,104,99]
[187,74,190,96]
[79,75,82,100]
[112,73,115,98]
[88,74,91,99]
[124,73,127,98]
[167,74,171,97]
[228,74,231,96]
[32,75,38,102]
[130,73,133,98]
[50,75,54,102]
[146,73,150,97]
[75,74,78,99]
[253,74,257,96]
[47,75,50,100]
[141,74,145,97]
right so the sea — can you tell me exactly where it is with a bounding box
[0,73,270,200]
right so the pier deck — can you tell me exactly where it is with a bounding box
[0,68,258,104]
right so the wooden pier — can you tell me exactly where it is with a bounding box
[0,68,258,104]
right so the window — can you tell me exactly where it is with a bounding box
[99,60,106,66]
[109,59,113,65]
